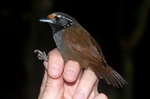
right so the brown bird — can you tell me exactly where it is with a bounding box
[34,12,127,88]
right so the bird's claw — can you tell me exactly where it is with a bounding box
[34,49,48,62]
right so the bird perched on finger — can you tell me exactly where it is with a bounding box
[34,12,127,88]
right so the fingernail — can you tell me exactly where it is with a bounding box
[65,69,76,77]
[51,65,60,76]
[74,90,85,99]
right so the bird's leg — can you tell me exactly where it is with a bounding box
[34,49,48,62]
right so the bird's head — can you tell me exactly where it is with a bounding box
[39,12,77,33]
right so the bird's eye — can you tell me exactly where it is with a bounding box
[55,16,59,21]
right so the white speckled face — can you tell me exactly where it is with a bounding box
[52,13,76,29]
[57,14,74,24]
[40,12,78,33]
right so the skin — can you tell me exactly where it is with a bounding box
[38,48,108,99]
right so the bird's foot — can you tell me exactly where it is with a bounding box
[34,49,48,62]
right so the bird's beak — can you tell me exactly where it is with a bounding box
[39,18,53,23]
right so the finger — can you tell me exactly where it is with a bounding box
[38,51,60,98]
[47,48,64,78]
[38,48,65,99]
[94,93,108,99]
[63,71,83,99]
[63,60,81,82]
[73,68,98,99]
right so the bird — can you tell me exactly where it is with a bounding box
[34,12,127,88]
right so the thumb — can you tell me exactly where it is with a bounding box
[38,48,65,99]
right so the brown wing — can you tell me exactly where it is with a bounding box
[63,25,127,88]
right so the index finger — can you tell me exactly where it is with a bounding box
[47,48,64,78]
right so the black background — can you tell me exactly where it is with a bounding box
[0,0,149,99]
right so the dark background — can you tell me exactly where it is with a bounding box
[0,0,149,99]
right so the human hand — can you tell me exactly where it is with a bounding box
[38,48,108,99]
